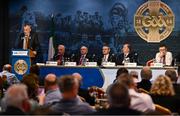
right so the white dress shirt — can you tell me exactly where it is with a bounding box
[155,51,173,66]
[103,54,109,62]
[129,89,155,113]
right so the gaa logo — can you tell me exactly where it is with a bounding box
[134,0,175,43]
[14,59,28,75]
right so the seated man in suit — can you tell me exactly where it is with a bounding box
[53,44,68,65]
[155,44,173,66]
[116,43,138,65]
[76,46,90,65]
[98,45,116,65]
[16,23,41,64]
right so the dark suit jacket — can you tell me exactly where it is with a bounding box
[53,53,69,61]
[116,52,138,65]
[137,79,152,91]
[17,31,40,52]
[16,31,42,64]
[151,94,180,113]
[173,84,180,95]
[75,54,92,65]
[97,54,116,66]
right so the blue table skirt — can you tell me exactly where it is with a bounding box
[39,66,104,89]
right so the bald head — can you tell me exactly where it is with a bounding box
[3,64,12,72]
[141,66,152,80]
[45,74,57,86]
[72,73,82,81]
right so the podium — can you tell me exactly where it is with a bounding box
[11,49,32,80]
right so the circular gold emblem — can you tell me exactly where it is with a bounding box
[134,0,175,43]
[14,59,28,75]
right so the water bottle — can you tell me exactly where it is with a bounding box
[174,58,177,66]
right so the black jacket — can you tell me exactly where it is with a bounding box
[116,52,138,65]
[97,54,116,65]
[17,31,40,52]
[137,79,152,91]
[75,54,92,65]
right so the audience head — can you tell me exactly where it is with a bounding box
[129,71,139,84]
[45,74,58,91]
[58,44,65,55]
[3,64,12,72]
[165,69,177,83]
[116,67,129,78]
[22,74,39,100]
[30,64,40,76]
[80,46,88,55]
[141,66,152,80]
[116,73,135,88]
[130,71,138,79]
[150,75,175,96]
[4,84,28,111]
[107,83,130,108]
[58,75,79,99]
[72,73,83,86]
[102,45,110,55]
[122,43,131,54]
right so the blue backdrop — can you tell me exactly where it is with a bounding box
[9,0,180,65]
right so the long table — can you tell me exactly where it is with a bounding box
[39,65,177,90]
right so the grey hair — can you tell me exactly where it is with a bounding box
[4,84,28,108]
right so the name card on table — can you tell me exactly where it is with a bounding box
[85,62,97,67]
[124,63,137,67]
[46,61,58,66]
[102,62,116,67]
[36,63,45,66]
[150,63,163,67]
[64,62,77,66]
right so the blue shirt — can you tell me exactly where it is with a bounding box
[0,71,20,85]
[44,88,62,105]
[50,96,95,115]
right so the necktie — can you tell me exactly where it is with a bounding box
[160,56,165,64]
[104,55,107,62]
[59,55,63,64]
[79,55,84,65]
[24,37,29,49]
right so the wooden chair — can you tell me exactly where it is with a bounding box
[155,104,172,115]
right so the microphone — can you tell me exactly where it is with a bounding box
[70,54,75,62]
[54,54,60,58]
[91,54,96,62]
[133,52,138,62]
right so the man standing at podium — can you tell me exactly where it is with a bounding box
[16,24,40,64]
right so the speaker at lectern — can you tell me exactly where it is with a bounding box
[11,49,32,80]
